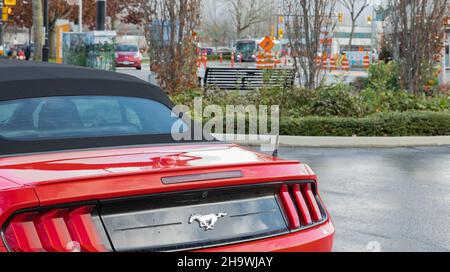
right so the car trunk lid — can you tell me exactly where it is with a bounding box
[100,183,289,251]
[0,144,298,185]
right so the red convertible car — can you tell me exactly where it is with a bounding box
[0,60,334,252]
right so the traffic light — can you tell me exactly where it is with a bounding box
[2,6,14,23]
[338,13,344,24]
[367,16,373,25]
[278,28,284,39]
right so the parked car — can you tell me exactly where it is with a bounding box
[216,47,232,56]
[115,44,142,70]
[200,47,215,55]
[0,60,334,252]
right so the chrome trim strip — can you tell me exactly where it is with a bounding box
[161,170,244,184]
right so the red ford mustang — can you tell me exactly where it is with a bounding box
[0,60,334,252]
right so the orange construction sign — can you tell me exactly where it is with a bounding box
[259,36,275,52]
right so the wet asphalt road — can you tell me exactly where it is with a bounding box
[275,146,450,252]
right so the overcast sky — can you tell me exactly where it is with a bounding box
[202,0,385,26]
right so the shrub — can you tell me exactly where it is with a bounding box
[365,61,400,91]
[246,87,316,117]
[206,55,232,61]
[310,84,367,117]
[360,88,450,113]
[280,111,450,136]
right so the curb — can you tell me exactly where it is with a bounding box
[213,134,450,148]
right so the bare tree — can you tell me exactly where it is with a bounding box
[201,0,232,46]
[385,0,447,94]
[226,0,275,39]
[121,0,202,94]
[339,0,369,50]
[283,0,336,89]
[379,0,400,60]
[32,0,44,61]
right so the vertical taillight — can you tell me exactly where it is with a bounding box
[279,185,300,229]
[64,206,107,252]
[35,208,73,252]
[3,205,110,252]
[4,213,45,252]
[278,182,324,230]
[292,184,313,225]
[302,183,323,222]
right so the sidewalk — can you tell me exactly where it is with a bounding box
[213,134,450,148]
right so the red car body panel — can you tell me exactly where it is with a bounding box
[0,144,333,252]
[196,220,334,252]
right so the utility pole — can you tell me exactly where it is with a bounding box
[42,0,50,62]
[79,0,83,32]
[0,0,3,50]
[96,0,106,31]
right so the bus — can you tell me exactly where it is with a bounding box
[234,38,282,62]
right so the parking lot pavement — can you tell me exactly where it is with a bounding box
[272,146,450,252]
[116,64,152,82]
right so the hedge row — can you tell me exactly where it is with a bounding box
[206,55,232,61]
[280,111,450,136]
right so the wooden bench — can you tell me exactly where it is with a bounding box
[204,67,295,90]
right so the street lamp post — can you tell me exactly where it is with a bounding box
[43,0,50,62]
[369,0,377,64]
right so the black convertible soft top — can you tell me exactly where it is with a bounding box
[0,60,173,107]
[0,60,205,157]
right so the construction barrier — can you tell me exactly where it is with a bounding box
[322,55,328,70]
[342,54,350,71]
[329,56,337,71]
[256,52,281,69]
[256,56,275,69]
[363,53,370,70]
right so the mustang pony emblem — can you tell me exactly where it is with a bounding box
[188,213,227,231]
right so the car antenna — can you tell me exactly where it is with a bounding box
[272,134,280,158]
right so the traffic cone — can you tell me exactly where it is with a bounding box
[203,50,207,69]
[197,52,202,68]
[231,52,235,68]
